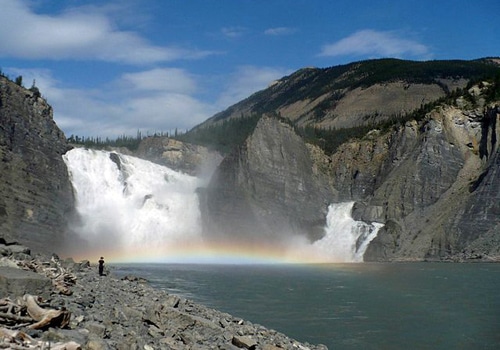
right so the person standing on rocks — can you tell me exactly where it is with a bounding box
[98,257,105,276]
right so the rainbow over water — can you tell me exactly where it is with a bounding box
[70,241,341,265]
[62,149,382,264]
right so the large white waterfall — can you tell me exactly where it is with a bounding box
[63,148,203,260]
[63,148,382,263]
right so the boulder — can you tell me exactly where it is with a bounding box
[0,266,51,299]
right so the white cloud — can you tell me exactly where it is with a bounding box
[264,27,297,36]
[216,66,291,109]
[5,63,290,139]
[6,66,215,138]
[319,29,431,59]
[120,68,197,94]
[0,0,209,64]
[221,26,247,39]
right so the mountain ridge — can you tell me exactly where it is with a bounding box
[181,57,500,156]
[191,57,500,261]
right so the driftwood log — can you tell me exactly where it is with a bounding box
[0,295,70,330]
[0,327,81,349]
[22,294,71,330]
[15,257,77,296]
[0,295,75,348]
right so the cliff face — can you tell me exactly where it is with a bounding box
[201,116,334,244]
[322,97,500,261]
[0,77,75,253]
[354,103,499,260]
[135,137,222,177]
[201,82,500,261]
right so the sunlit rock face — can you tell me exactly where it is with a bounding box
[200,116,335,244]
[135,137,223,177]
[363,105,500,261]
[450,106,500,257]
[201,102,500,261]
[0,77,75,253]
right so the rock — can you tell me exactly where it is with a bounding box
[0,266,52,299]
[85,322,107,338]
[232,335,257,349]
[0,76,76,254]
[135,136,223,176]
[201,115,334,243]
[85,339,110,350]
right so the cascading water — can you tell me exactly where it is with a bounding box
[63,148,203,260]
[313,202,383,262]
[63,148,383,263]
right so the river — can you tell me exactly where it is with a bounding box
[113,262,500,350]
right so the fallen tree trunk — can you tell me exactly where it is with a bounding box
[0,327,81,349]
[22,295,71,330]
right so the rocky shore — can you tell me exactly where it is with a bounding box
[0,242,327,350]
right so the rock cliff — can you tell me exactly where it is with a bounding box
[200,116,334,244]
[200,73,500,261]
[352,102,499,261]
[135,136,222,176]
[0,76,75,253]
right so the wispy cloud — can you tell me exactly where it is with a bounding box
[319,29,431,59]
[221,26,247,39]
[264,27,297,36]
[120,68,197,94]
[0,0,211,64]
[6,67,215,138]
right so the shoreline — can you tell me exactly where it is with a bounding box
[0,243,327,349]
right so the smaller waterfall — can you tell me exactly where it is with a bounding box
[313,202,383,262]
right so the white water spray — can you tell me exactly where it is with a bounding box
[313,202,383,262]
[63,148,203,256]
[63,149,382,263]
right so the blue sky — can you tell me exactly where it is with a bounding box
[0,0,498,138]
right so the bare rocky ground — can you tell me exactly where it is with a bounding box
[0,241,327,350]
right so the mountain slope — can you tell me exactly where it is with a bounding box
[196,58,500,261]
[182,58,499,155]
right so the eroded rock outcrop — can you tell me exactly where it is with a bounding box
[201,116,335,243]
[0,77,75,253]
[135,136,223,176]
[201,92,500,261]
[362,103,500,261]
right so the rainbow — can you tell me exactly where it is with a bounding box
[64,240,340,265]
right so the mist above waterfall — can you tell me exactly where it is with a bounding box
[63,149,203,259]
[62,148,382,263]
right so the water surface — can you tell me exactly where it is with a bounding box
[113,263,500,349]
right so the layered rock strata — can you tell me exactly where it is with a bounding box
[0,77,75,253]
[201,93,500,261]
[201,116,334,244]
[135,136,222,176]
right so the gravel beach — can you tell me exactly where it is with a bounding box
[0,243,327,350]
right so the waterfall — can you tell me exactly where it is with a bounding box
[313,202,383,262]
[63,148,203,258]
[63,149,382,263]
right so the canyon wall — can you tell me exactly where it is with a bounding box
[0,77,75,253]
